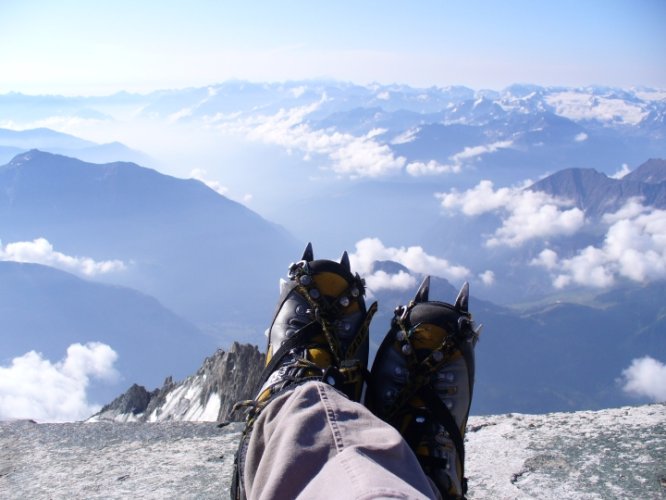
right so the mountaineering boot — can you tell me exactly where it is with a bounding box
[231,243,377,499]
[367,276,481,500]
[255,242,376,403]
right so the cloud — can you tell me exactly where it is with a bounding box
[620,356,666,402]
[406,160,461,176]
[391,127,419,145]
[349,238,470,294]
[189,168,229,196]
[0,343,119,422]
[0,238,126,276]
[291,86,306,98]
[167,86,220,123]
[610,163,632,180]
[450,140,513,163]
[410,141,513,176]
[479,270,495,285]
[544,91,648,126]
[213,99,475,179]
[214,99,406,178]
[437,180,516,216]
[437,180,585,247]
[364,270,417,294]
[531,199,666,288]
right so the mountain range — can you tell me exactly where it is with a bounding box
[1,148,664,414]
[0,261,213,404]
[1,81,664,418]
[0,150,301,336]
[0,127,151,166]
[531,158,666,217]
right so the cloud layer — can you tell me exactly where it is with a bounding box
[349,237,470,294]
[532,199,666,288]
[0,343,119,422]
[214,99,467,179]
[189,168,229,196]
[217,100,406,178]
[437,180,585,247]
[0,238,126,276]
[620,356,666,402]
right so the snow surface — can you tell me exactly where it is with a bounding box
[544,91,648,125]
[1,404,664,499]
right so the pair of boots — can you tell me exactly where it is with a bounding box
[235,244,480,499]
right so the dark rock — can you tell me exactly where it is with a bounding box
[97,383,157,416]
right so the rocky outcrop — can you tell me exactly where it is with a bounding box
[93,384,159,422]
[89,342,265,423]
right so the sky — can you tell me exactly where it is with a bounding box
[0,0,664,96]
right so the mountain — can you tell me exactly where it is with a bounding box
[0,128,151,166]
[88,342,264,423]
[86,272,665,418]
[0,127,95,150]
[4,83,665,183]
[367,274,665,414]
[0,261,214,404]
[2,404,663,498]
[624,158,666,184]
[529,159,666,217]
[0,150,302,340]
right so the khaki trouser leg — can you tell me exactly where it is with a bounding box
[243,381,439,500]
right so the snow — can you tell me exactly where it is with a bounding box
[199,393,221,422]
[544,91,648,125]
[1,404,664,499]
[633,89,666,102]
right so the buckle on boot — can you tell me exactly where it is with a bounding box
[320,359,364,400]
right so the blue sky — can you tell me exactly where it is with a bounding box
[0,0,664,95]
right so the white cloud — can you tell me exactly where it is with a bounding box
[451,140,513,163]
[574,132,588,142]
[0,343,119,422]
[545,91,648,125]
[610,163,632,180]
[391,127,419,145]
[215,99,407,178]
[417,141,513,176]
[0,238,126,276]
[212,99,471,179]
[531,199,666,288]
[620,356,666,402]
[531,248,559,270]
[479,270,495,286]
[349,238,470,295]
[437,180,585,247]
[364,270,417,294]
[189,168,229,196]
[437,180,516,216]
[406,159,461,176]
[291,85,306,98]
[602,197,647,223]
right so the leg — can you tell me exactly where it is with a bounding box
[243,381,438,499]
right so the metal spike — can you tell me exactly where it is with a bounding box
[414,276,430,303]
[301,242,314,262]
[340,251,350,271]
[454,281,469,312]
